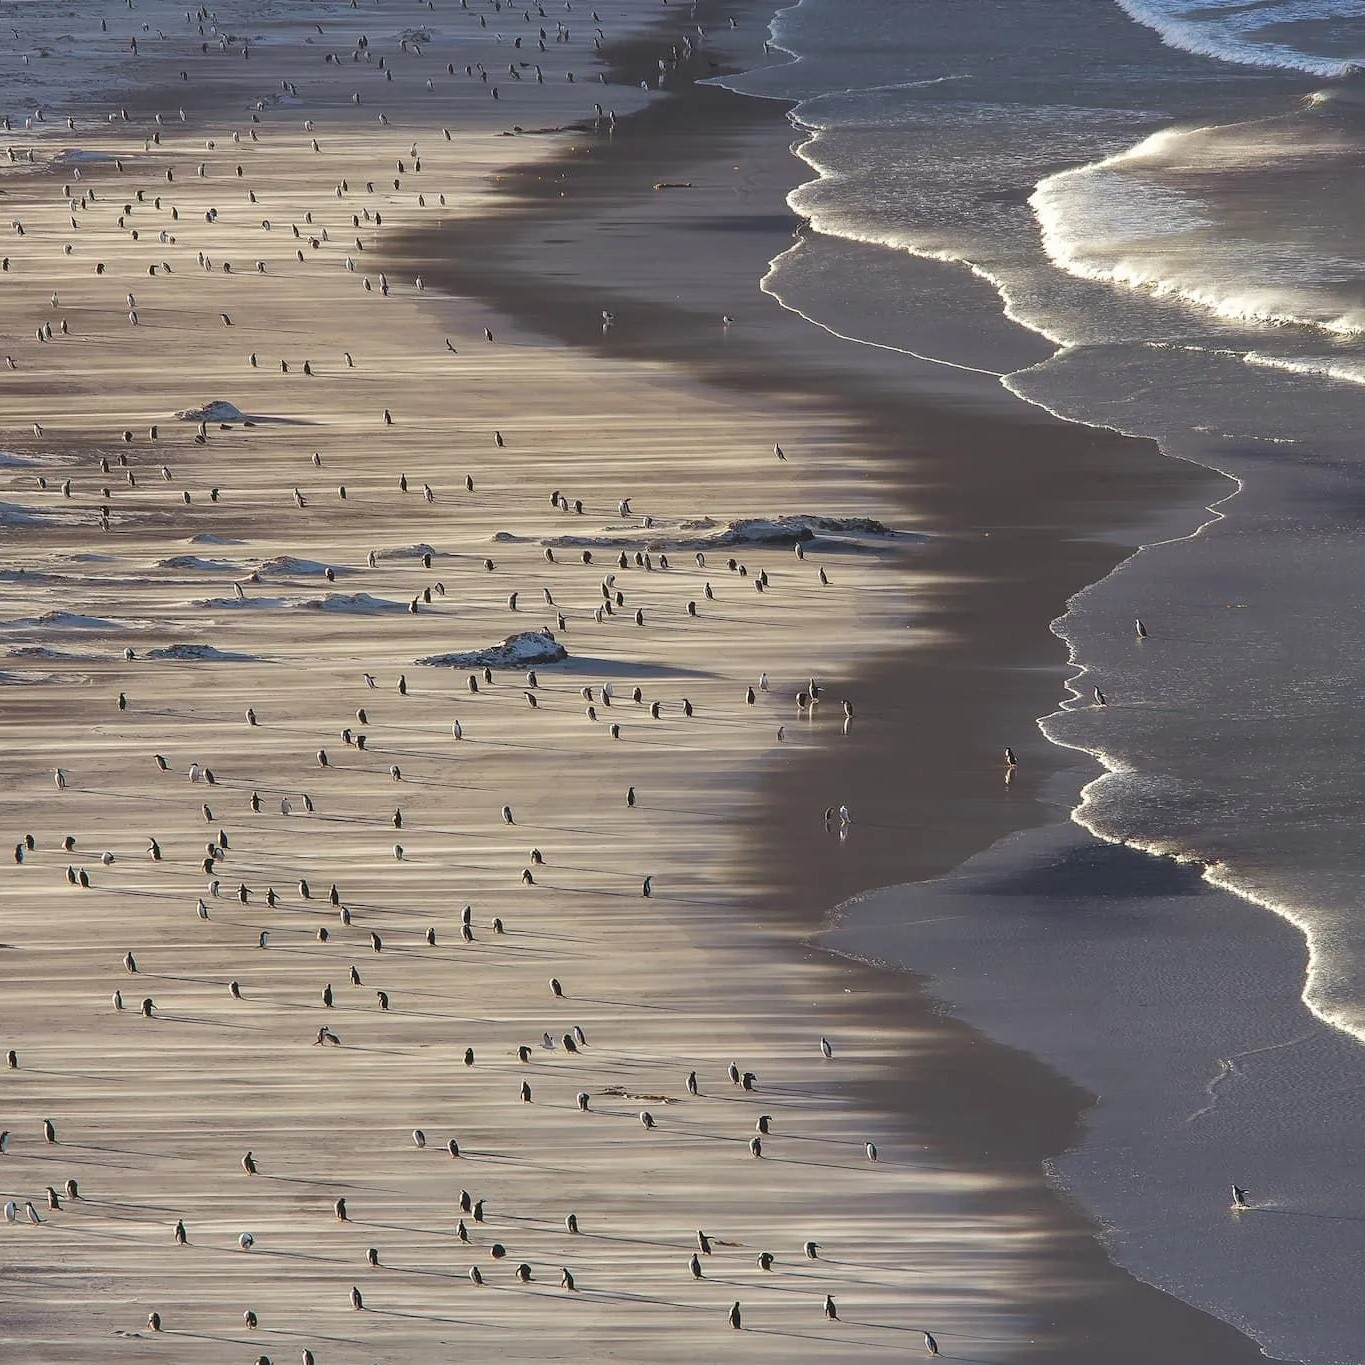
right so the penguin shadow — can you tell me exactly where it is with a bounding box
[1242,1205,1365,1225]
[366,1259,476,1284]
[443,1147,545,1170]
[554,993,680,1013]
[814,1253,933,1279]
[260,1172,371,1193]
[134,1011,257,1032]
[52,1140,168,1165]
[714,1264,926,1293]
[147,1329,272,1351]
[247,1243,351,1269]
[748,1128,877,1156]
[659,1128,842,1173]
[569,1285,711,1313]
[525,1225,688,1253]
[741,1323,927,1351]
[319,1215,461,1241]
[367,1305,504,1329]
[1,1066,126,1086]
[178,1323,361,1351]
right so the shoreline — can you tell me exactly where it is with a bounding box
[383,4,1292,1361]
[0,1,1068,1359]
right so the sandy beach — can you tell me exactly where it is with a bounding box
[0,1,1288,1362]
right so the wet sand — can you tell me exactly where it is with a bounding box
[385,2,1288,1361]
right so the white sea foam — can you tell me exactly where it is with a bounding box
[1116,0,1365,77]
[1243,348,1365,386]
[1031,124,1365,340]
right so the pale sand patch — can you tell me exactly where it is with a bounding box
[0,2,1039,1361]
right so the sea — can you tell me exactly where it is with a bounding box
[722,2,1365,1362]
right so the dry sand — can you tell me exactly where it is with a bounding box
[0,2,1023,1361]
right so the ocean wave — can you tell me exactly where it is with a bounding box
[1056,750,1365,1048]
[780,123,1075,349]
[1242,348,1365,385]
[1116,0,1365,77]
[1030,124,1365,340]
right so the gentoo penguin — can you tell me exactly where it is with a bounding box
[820,1036,834,1059]
[242,1151,257,1174]
[560,1267,576,1290]
[825,1294,838,1320]
[749,1136,762,1158]
[924,1330,939,1355]
[728,1302,743,1330]
[689,1253,703,1279]
[757,1251,775,1270]
[697,1230,712,1254]
[174,1218,187,1245]
[334,1198,348,1221]
[686,1070,698,1095]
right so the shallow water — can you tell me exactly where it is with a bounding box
[723,0,1365,1358]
